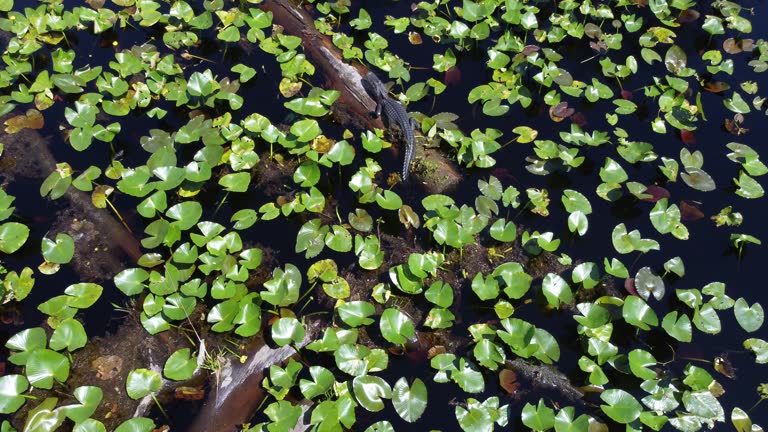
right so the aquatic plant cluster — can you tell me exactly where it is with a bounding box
[0,0,767,431]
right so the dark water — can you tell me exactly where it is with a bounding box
[2,0,768,430]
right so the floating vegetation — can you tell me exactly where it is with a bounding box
[0,0,767,431]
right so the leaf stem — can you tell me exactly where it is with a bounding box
[105,197,133,234]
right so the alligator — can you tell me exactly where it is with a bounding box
[361,71,417,181]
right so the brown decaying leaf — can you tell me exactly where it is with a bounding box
[444,66,461,86]
[311,135,334,153]
[589,40,608,54]
[584,23,602,39]
[92,355,124,380]
[549,102,574,122]
[703,81,730,93]
[85,0,105,8]
[521,45,540,56]
[552,102,574,118]
[714,355,737,379]
[4,109,44,134]
[499,369,521,394]
[724,114,748,135]
[624,278,637,296]
[677,9,700,23]
[680,201,705,221]
[642,185,670,202]
[709,380,726,397]
[92,185,114,209]
[723,38,756,54]
[680,129,696,146]
[723,38,742,54]
[279,77,302,98]
[571,112,588,127]
[175,386,205,400]
[427,345,446,359]
[408,32,423,45]
[38,261,60,275]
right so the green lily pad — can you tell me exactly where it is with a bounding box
[0,222,30,254]
[298,366,334,400]
[353,375,392,413]
[5,327,47,365]
[572,262,600,289]
[114,418,156,432]
[601,389,642,424]
[734,298,764,332]
[693,303,722,334]
[0,375,29,414]
[163,348,198,381]
[522,399,555,431]
[744,338,768,363]
[26,348,70,389]
[425,281,454,308]
[471,272,500,301]
[489,219,517,242]
[218,172,251,192]
[49,318,87,352]
[271,317,305,346]
[64,283,103,309]
[337,301,375,327]
[663,256,685,277]
[628,349,657,380]
[635,267,665,301]
[166,201,203,231]
[541,273,572,308]
[41,233,75,264]
[114,268,150,296]
[661,311,692,342]
[623,295,658,330]
[681,168,716,192]
[724,92,750,114]
[58,386,103,423]
[392,377,427,423]
[379,308,414,345]
[734,171,764,199]
[125,368,162,399]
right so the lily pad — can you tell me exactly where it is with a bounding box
[734,298,764,332]
[0,375,29,414]
[379,308,415,345]
[125,368,162,399]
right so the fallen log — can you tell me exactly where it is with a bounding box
[188,319,323,432]
[260,0,380,131]
[260,0,462,193]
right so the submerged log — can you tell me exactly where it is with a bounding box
[188,319,322,432]
[0,112,142,272]
[260,0,462,193]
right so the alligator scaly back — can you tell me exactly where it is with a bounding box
[360,71,417,181]
[361,72,389,101]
